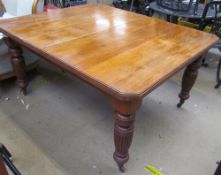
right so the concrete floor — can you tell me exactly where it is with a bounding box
[0,44,221,175]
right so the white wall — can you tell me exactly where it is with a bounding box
[17,0,34,16]
[2,0,17,16]
[2,0,35,16]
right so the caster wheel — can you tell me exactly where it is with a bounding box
[215,83,220,89]
[202,63,209,67]
[119,165,126,173]
[177,102,182,108]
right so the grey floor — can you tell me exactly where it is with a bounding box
[0,48,221,175]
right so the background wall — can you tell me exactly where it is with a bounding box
[17,0,33,16]
[2,0,35,16]
[2,0,17,15]
[2,0,112,16]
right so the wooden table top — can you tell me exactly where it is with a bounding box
[0,4,218,100]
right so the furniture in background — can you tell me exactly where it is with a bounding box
[63,0,87,7]
[156,0,198,12]
[150,0,221,88]
[0,143,21,175]
[47,0,87,8]
[199,1,221,88]
[149,0,215,23]
[0,4,217,172]
[113,0,154,14]
[32,0,45,13]
[43,4,59,12]
[177,1,221,88]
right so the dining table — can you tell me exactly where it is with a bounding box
[0,4,218,172]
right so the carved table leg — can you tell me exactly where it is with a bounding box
[111,98,141,172]
[177,57,202,108]
[8,39,28,95]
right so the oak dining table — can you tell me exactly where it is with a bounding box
[0,4,218,172]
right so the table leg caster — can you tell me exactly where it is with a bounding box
[177,100,184,108]
[215,83,220,89]
[118,165,126,173]
[112,99,141,174]
[22,87,27,96]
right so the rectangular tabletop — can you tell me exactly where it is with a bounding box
[0,4,218,100]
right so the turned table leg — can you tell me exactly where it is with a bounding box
[111,98,141,172]
[8,39,28,95]
[177,57,202,108]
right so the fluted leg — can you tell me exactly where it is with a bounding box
[177,57,202,108]
[8,39,28,95]
[112,98,141,172]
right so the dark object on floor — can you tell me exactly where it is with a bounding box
[0,143,21,175]
[215,57,221,88]
[215,161,221,175]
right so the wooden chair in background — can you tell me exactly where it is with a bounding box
[32,0,44,13]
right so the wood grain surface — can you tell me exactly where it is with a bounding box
[0,4,218,100]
